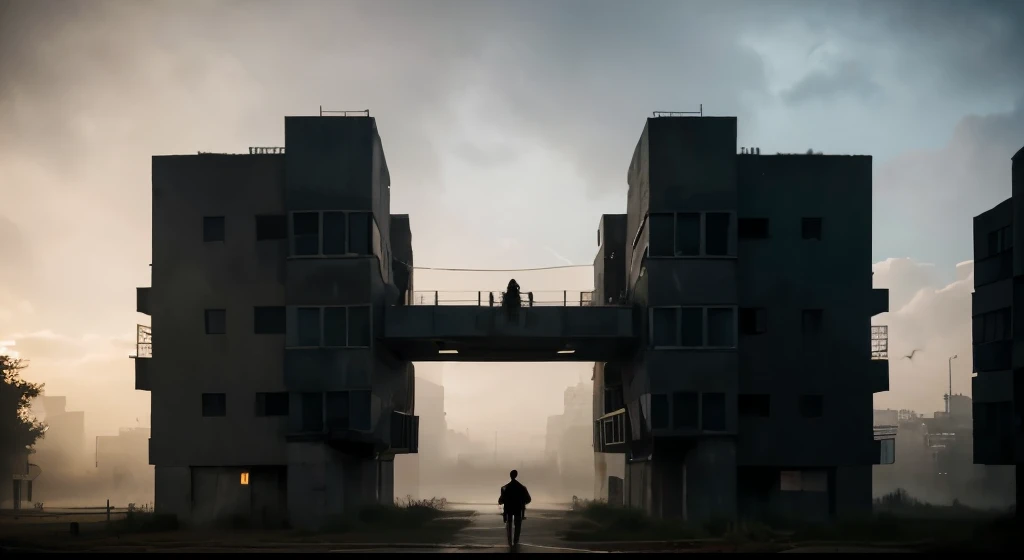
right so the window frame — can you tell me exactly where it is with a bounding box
[286,304,374,349]
[288,210,376,259]
[648,305,739,350]
[255,391,290,417]
[300,389,374,434]
[646,211,736,259]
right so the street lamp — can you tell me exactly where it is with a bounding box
[947,355,958,413]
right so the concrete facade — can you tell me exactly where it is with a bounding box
[593,117,889,522]
[137,115,417,529]
[971,145,1024,509]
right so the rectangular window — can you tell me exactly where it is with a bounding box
[987,225,1012,256]
[326,391,350,430]
[296,307,322,346]
[981,307,1012,343]
[253,306,285,334]
[604,387,624,414]
[347,306,372,347]
[650,394,670,430]
[255,392,289,417]
[707,307,736,348]
[300,392,324,432]
[739,308,767,335]
[799,395,824,418]
[672,391,699,429]
[651,307,679,347]
[649,213,674,257]
[205,309,227,335]
[704,213,730,256]
[802,217,823,240]
[701,392,726,431]
[350,390,372,431]
[323,307,347,347]
[738,394,771,418]
[674,213,701,256]
[322,211,347,255]
[255,215,287,241]
[801,309,824,335]
[292,212,320,256]
[202,393,227,417]
[679,307,704,347]
[738,218,769,239]
[203,216,225,242]
[348,212,372,255]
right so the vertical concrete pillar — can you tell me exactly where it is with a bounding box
[833,465,871,518]
[154,466,192,523]
[683,438,737,522]
[378,458,395,505]
[287,442,328,530]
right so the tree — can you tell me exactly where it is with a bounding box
[1,355,46,470]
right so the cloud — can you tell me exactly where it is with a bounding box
[873,258,974,415]
[782,60,881,105]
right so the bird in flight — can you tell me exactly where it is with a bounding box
[903,349,922,361]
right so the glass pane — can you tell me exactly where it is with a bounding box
[347,306,371,347]
[672,391,699,429]
[323,211,346,255]
[293,212,319,236]
[326,391,350,430]
[300,392,323,432]
[707,307,735,347]
[651,394,669,430]
[297,307,321,346]
[675,213,700,256]
[702,392,726,431]
[349,212,371,255]
[323,307,347,347]
[651,308,678,347]
[680,308,703,347]
[648,214,673,257]
[350,390,372,431]
[705,213,730,255]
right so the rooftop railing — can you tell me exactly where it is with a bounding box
[871,325,888,360]
[409,290,608,307]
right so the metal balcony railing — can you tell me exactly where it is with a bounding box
[873,425,897,440]
[130,325,152,359]
[248,147,285,154]
[871,325,888,360]
[409,290,610,307]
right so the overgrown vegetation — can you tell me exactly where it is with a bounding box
[0,356,46,479]
[318,495,469,543]
[113,509,180,534]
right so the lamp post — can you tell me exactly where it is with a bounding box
[947,355,958,414]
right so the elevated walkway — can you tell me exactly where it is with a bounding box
[383,291,638,361]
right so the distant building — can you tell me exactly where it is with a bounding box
[971,145,1024,509]
[96,427,154,504]
[33,395,86,468]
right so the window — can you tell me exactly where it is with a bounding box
[738,394,770,418]
[801,309,823,335]
[292,305,372,348]
[802,217,823,240]
[326,391,350,430]
[254,306,285,334]
[980,307,1012,343]
[255,392,289,416]
[704,213,730,256]
[300,392,324,432]
[987,225,1012,256]
[347,306,372,347]
[349,212,372,255]
[255,215,287,241]
[350,390,372,431]
[323,211,346,255]
[291,210,375,257]
[674,213,701,256]
[205,309,227,335]
[680,308,704,347]
[738,218,769,239]
[203,216,225,242]
[296,307,321,346]
[649,213,674,257]
[799,395,824,418]
[323,307,347,347]
[652,307,679,347]
[672,391,699,429]
[739,308,767,335]
[202,393,227,417]
[604,387,624,414]
[707,307,736,347]
[651,394,670,430]
[293,212,320,256]
[702,392,726,431]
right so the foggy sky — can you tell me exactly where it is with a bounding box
[1,0,1023,442]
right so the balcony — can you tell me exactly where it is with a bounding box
[136,287,151,316]
[869,326,889,393]
[594,408,628,454]
[873,424,897,465]
[390,411,419,454]
[129,325,152,391]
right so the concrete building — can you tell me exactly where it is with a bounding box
[592,116,890,521]
[971,145,1024,509]
[135,114,418,529]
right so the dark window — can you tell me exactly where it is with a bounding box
[704,213,730,256]
[347,306,372,347]
[801,309,824,334]
[604,387,624,414]
[651,394,670,430]
[205,309,226,335]
[296,307,321,346]
[987,226,1012,256]
[799,395,824,418]
[702,392,727,431]
[323,307,347,347]
[680,307,704,347]
[326,391,350,430]
[738,218,769,239]
[649,213,674,257]
[300,392,324,432]
[255,215,287,241]
[981,307,1012,343]
[203,216,225,242]
[350,390,372,431]
[651,308,678,347]
[674,213,701,256]
[292,212,320,256]
[738,394,771,418]
[739,308,767,335]
[255,392,289,416]
[672,391,699,429]
[202,393,227,417]
[707,307,736,347]
[322,211,347,255]
[348,212,372,255]
[253,306,285,334]
[802,217,823,240]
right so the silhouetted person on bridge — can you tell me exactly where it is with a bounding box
[498,469,532,546]
[503,279,522,320]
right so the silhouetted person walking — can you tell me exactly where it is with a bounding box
[503,279,522,321]
[498,469,532,546]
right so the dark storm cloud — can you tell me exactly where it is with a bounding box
[782,60,881,105]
